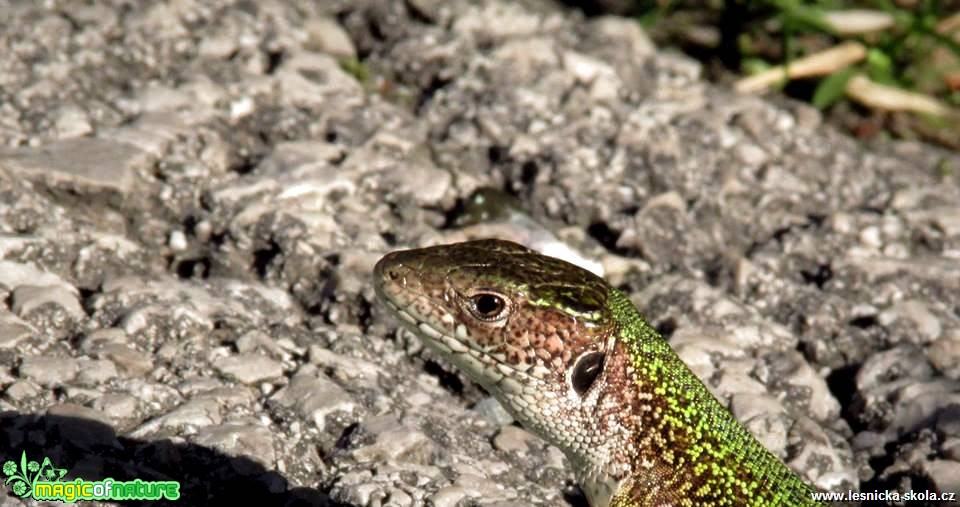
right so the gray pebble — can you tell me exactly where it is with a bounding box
[129,398,222,437]
[492,425,535,453]
[270,371,356,430]
[4,380,41,402]
[474,396,515,427]
[213,353,284,385]
[879,299,942,344]
[75,358,118,385]
[351,415,433,465]
[192,423,277,471]
[0,137,150,195]
[92,393,139,422]
[92,343,154,376]
[19,356,80,386]
[919,459,960,496]
[305,17,356,59]
[0,311,34,349]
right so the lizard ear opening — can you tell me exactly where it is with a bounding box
[571,351,605,396]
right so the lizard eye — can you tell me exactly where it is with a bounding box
[466,292,508,322]
[571,351,605,396]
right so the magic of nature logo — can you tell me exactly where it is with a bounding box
[3,451,180,503]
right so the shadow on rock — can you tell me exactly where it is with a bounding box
[0,411,346,507]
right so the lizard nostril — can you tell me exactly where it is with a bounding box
[386,268,400,281]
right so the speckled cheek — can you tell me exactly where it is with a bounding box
[448,304,502,349]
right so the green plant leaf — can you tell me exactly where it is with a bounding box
[813,68,856,109]
[770,0,833,33]
[338,58,370,85]
[742,57,772,75]
[866,48,895,84]
[19,452,26,478]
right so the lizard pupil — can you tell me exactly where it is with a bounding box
[471,293,505,319]
[571,351,604,396]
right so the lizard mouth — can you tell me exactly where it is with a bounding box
[373,253,538,394]
[374,252,485,365]
[379,293,529,396]
[372,251,452,350]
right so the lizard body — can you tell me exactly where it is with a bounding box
[374,239,822,506]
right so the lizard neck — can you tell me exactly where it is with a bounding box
[565,335,636,507]
[602,288,819,506]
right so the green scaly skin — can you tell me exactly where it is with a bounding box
[374,239,823,507]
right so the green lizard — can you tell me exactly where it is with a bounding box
[374,239,823,507]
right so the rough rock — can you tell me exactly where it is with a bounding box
[213,353,284,385]
[0,137,150,196]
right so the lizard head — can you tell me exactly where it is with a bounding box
[374,239,632,501]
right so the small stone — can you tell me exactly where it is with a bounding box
[270,372,355,430]
[305,17,356,59]
[214,353,283,384]
[80,328,129,352]
[103,112,187,157]
[887,381,960,435]
[308,345,386,386]
[589,16,656,60]
[406,391,432,407]
[229,96,255,120]
[195,386,257,409]
[387,162,452,207]
[11,284,85,321]
[235,330,285,356]
[731,393,789,456]
[4,380,41,401]
[75,359,118,385]
[92,393,139,421]
[277,52,361,107]
[879,299,942,344]
[53,106,92,138]
[928,330,960,377]
[429,486,470,507]
[943,438,960,461]
[93,343,154,376]
[198,33,238,59]
[0,312,34,349]
[453,3,542,39]
[178,376,226,395]
[194,220,213,242]
[169,230,188,251]
[0,261,75,293]
[19,356,80,386]
[857,345,932,392]
[859,226,882,248]
[920,459,960,495]
[907,207,960,237]
[493,425,534,453]
[129,398,221,437]
[473,396,514,427]
[351,415,433,465]
[451,473,508,499]
[0,137,151,195]
[192,423,276,471]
